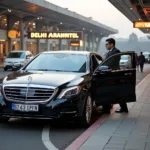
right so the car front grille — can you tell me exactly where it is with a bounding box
[4,86,55,102]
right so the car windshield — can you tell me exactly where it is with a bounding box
[121,55,128,60]
[7,52,25,58]
[24,53,88,72]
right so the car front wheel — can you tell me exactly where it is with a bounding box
[4,67,7,71]
[80,94,93,128]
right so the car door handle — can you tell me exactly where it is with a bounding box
[124,73,132,76]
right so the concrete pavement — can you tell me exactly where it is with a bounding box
[68,66,150,150]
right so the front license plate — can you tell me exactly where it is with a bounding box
[12,104,39,112]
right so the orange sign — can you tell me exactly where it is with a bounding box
[70,40,83,47]
[134,22,150,28]
[8,30,20,38]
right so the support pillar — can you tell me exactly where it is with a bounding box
[36,21,43,53]
[87,34,90,51]
[96,37,102,53]
[92,33,94,52]
[83,33,87,51]
[7,15,19,52]
[59,39,62,50]
[20,19,25,50]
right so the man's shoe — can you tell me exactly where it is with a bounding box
[115,109,123,113]
[115,109,128,113]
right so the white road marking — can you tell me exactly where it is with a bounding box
[42,125,59,150]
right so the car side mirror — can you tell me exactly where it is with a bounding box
[26,56,30,59]
[98,65,111,71]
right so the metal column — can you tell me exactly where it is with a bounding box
[20,19,25,50]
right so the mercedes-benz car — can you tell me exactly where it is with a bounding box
[0,51,136,127]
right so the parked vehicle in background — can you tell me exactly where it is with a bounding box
[4,50,33,71]
[143,52,150,63]
[119,55,132,69]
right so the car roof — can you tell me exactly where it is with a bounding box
[9,50,27,53]
[42,50,100,56]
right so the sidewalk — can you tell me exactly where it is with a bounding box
[77,73,150,150]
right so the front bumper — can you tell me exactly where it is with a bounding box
[0,95,84,120]
[4,63,23,69]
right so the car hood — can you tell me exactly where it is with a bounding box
[3,71,89,87]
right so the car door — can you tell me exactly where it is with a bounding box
[92,52,136,106]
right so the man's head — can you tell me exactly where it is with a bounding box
[105,38,115,50]
[140,52,143,55]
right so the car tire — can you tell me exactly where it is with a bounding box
[80,94,93,128]
[0,117,10,123]
[4,67,7,71]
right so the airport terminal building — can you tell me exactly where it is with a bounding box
[0,0,118,62]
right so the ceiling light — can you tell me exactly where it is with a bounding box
[37,17,40,20]
[139,19,141,20]
[60,22,63,24]
[83,28,85,30]
[33,23,35,25]
[8,9,11,12]
[4,19,6,21]
[29,22,31,25]
[130,8,133,10]
[90,30,92,32]
[5,24,7,26]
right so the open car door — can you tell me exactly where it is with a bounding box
[92,51,136,106]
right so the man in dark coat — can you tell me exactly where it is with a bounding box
[103,38,128,113]
[138,52,145,73]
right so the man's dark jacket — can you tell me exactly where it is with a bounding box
[138,55,145,65]
[105,47,121,70]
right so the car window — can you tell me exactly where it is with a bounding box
[101,53,134,70]
[24,53,88,73]
[7,52,25,59]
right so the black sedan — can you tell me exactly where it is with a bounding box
[0,51,136,127]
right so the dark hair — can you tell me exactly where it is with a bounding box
[106,38,115,46]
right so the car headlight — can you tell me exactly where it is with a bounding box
[58,86,81,99]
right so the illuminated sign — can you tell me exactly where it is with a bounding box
[8,30,20,38]
[134,22,150,28]
[28,32,83,39]
[70,40,83,47]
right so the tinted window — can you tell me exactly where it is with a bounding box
[24,53,88,72]
[7,52,25,58]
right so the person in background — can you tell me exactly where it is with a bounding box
[139,52,145,73]
[135,53,139,71]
